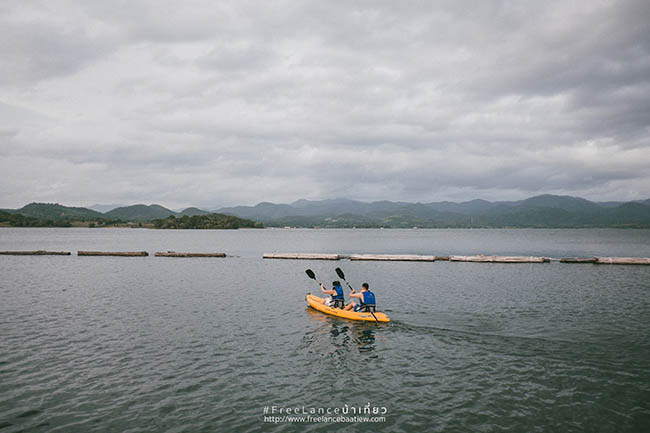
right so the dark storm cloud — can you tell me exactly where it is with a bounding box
[1,0,649,208]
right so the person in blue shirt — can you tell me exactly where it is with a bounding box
[344,283,376,312]
[318,281,346,309]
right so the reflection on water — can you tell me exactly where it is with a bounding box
[356,327,376,353]
[304,307,378,355]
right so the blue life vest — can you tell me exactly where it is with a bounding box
[361,290,376,306]
[331,285,344,300]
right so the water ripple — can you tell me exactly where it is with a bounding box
[1,229,649,432]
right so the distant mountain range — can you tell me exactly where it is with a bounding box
[2,195,650,228]
[214,195,650,228]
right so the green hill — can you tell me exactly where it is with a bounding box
[105,204,176,221]
[17,203,103,220]
[516,194,603,213]
[178,207,210,216]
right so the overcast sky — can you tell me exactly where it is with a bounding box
[1,0,649,209]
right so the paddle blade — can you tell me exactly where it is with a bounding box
[335,267,345,279]
[305,269,316,279]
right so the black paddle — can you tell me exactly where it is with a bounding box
[335,267,355,292]
[335,267,379,323]
[305,269,324,289]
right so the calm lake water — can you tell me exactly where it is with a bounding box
[1,228,649,432]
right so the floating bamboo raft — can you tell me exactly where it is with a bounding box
[450,255,549,263]
[560,257,597,263]
[77,251,149,257]
[154,251,226,257]
[0,250,71,255]
[263,253,341,260]
[350,254,436,262]
[595,257,650,265]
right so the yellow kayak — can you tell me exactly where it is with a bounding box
[305,293,390,322]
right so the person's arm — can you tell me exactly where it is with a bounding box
[320,284,335,295]
[349,290,363,299]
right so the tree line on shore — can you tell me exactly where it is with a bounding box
[152,214,262,229]
[0,204,262,229]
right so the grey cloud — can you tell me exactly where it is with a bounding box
[0,3,119,85]
[1,0,649,208]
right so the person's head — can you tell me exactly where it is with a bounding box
[332,281,341,288]
[361,283,369,291]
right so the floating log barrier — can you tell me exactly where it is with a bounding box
[450,255,494,262]
[560,257,597,263]
[595,257,650,265]
[350,254,436,262]
[78,251,148,257]
[263,253,341,260]
[259,253,648,264]
[0,250,71,255]
[450,255,547,263]
[154,251,226,257]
